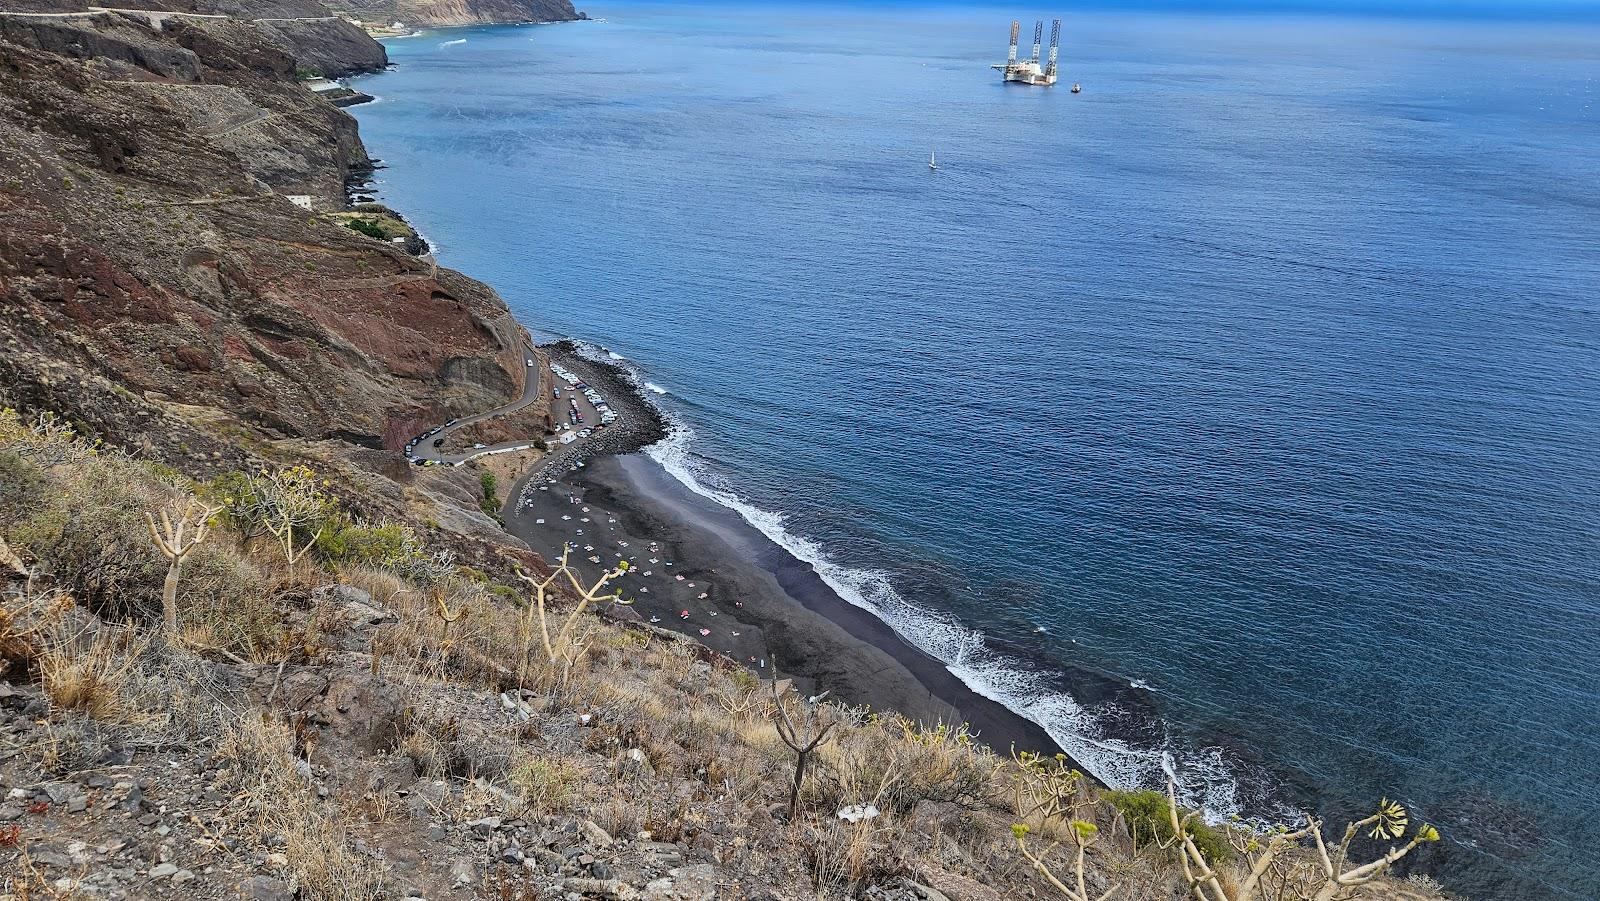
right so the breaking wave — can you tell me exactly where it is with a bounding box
[560,336,1279,822]
[640,414,1268,822]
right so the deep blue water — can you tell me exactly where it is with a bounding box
[351,7,1600,897]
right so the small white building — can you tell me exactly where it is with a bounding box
[286,195,314,211]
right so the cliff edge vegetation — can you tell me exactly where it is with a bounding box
[0,412,1451,901]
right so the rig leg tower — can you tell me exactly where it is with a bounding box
[992,16,1059,85]
[1046,19,1060,80]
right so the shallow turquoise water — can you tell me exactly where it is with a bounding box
[351,7,1600,896]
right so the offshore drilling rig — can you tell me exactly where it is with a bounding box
[992,18,1060,86]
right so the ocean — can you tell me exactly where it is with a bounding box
[348,5,1600,897]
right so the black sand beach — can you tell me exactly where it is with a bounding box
[504,344,1064,758]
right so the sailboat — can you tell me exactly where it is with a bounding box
[928,150,938,171]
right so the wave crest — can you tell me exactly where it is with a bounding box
[643,419,1261,821]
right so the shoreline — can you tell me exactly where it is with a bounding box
[333,21,1580,899]
[500,342,1067,759]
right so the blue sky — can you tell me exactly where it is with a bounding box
[664,0,1600,21]
[1094,0,1600,18]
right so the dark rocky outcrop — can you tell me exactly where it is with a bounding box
[0,12,203,79]
[255,17,387,77]
[0,3,388,77]
[8,0,583,27]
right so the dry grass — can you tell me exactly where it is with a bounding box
[507,753,586,815]
[217,715,386,901]
[802,818,896,899]
[0,410,1451,901]
[39,624,152,724]
[5,845,89,900]
[177,542,282,659]
[0,588,71,672]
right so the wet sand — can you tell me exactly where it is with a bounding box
[505,447,1063,757]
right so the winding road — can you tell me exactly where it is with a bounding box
[407,343,549,466]
[405,343,618,468]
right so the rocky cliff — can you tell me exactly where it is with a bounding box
[257,16,388,77]
[4,0,584,25]
[335,0,583,26]
[0,2,389,77]
[0,10,525,543]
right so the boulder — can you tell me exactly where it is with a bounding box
[642,865,722,901]
[578,818,614,848]
[240,876,294,901]
[316,673,406,752]
[914,871,1002,901]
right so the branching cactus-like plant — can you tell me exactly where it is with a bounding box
[144,497,221,637]
[772,681,836,821]
[506,546,629,687]
[432,589,467,650]
[1011,750,1121,901]
[1013,820,1120,901]
[245,466,333,565]
[1163,766,1441,901]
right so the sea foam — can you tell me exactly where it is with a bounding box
[550,339,1266,821]
[641,415,1259,822]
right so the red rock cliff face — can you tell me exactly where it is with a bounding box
[0,12,529,536]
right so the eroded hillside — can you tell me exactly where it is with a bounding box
[0,9,534,546]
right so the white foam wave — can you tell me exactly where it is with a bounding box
[557,339,1264,822]
[439,38,466,47]
[642,420,1253,821]
[571,341,658,397]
